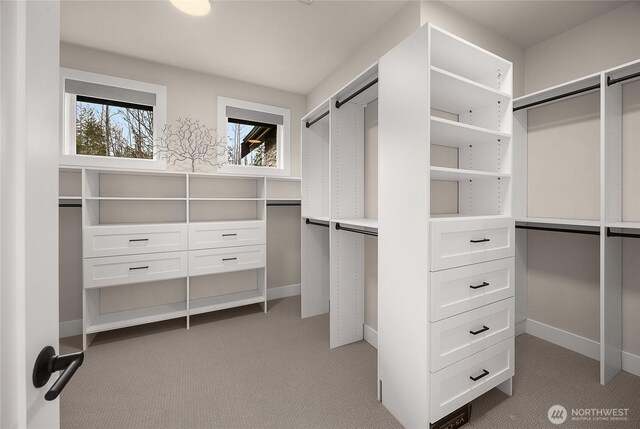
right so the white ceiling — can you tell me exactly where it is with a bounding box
[441,1,627,48]
[61,1,628,95]
[60,0,408,95]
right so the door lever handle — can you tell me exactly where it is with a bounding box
[33,346,84,401]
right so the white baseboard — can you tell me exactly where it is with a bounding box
[59,319,82,339]
[364,324,378,349]
[267,284,301,301]
[515,319,526,336]
[525,318,600,360]
[524,318,640,377]
[622,351,640,378]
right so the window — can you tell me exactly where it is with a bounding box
[218,97,291,176]
[61,68,167,169]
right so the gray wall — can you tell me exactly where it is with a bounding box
[524,2,640,94]
[523,2,640,356]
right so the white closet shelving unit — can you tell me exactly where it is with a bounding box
[62,167,299,349]
[301,64,378,349]
[378,24,514,427]
[512,60,640,385]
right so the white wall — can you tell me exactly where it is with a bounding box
[525,2,640,94]
[58,44,305,326]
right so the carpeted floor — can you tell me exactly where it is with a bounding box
[60,296,640,429]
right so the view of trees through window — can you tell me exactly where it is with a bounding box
[75,96,154,159]
[227,118,278,168]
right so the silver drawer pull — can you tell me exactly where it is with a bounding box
[470,369,489,381]
[129,238,149,242]
[129,266,149,271]
[222,234,237,237]
[470,238,490,243]
[222,257,237,262]
[470,325,489,335]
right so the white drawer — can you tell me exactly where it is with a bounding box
[430,258,514,321]
[189,245,265,276]
[84,251,187,288]
[188,221,265,250]
[84,224,187,258]
[430,338,514,422]
[429,297,514,372]
[430,217,514,271]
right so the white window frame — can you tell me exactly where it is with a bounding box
[217,96,291,176]
[60,68,167,170]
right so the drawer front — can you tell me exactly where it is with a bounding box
[430,217,514,271]
[430,338,514,422]
[84,252,187,288]
[430,258,514,321]
[429,297,514,372]
[84,224,188,258]
[189,245,265,276]
[189,221,266,250]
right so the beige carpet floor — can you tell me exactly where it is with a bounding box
[60,296,640,428]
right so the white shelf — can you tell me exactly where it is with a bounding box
[516,217,600,227]
[430,66,511,114]
[188,219,265,225]
[266,177,301,182]
[332,218,378,230]
[189,198,264,201]
[430,214,512,222]
[86,302,187,334]
[85,197,186,201]
[430,166,510,181]
[513,72,600,111]
[430,25,511,91]
[59,195,82,200]
[606,221,640,230]
[189,290,265,316]
[430,117,510,148]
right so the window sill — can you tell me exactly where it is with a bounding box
[59,154,166,171]
[217,163,290,177]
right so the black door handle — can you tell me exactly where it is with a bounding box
[33,346,84,401]
[470,238,490,243]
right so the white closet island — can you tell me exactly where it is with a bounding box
[301,23,515,428]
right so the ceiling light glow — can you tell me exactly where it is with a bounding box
[170,0,211,16]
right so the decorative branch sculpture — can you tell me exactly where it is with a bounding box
[156,118,226,172]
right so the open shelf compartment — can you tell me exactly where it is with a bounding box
[430,24,512,93]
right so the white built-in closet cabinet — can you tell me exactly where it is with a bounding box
[59,168,300,349]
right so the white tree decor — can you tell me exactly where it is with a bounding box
[157,118,226,172]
